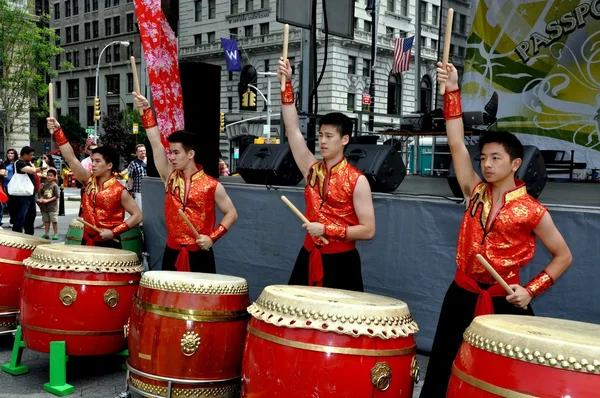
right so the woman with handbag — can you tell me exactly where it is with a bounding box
[8,146,39,235]
[3,148,17,228]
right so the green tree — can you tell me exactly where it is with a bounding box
[100,110,145,166]
[0,0,63,147]
[57,114,85,147]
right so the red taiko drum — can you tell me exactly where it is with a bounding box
[0,231,48,333]
[448,315,600,397]
[241,285,420,397]
[20,245,141,356]
[127,271,250,398]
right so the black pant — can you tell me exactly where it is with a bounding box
[11,195,36,235]
[161,245,216,273]
[288,247,364,292]
[419,281,534,398]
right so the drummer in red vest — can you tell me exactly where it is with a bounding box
[46,118,142,247]
[277,58,376,292]
[419,63,573,397]
[132,92,238,273]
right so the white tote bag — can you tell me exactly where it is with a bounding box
[7,173,34,196]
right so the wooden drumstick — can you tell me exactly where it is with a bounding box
[48,83,54,134]
[281,195,329,245]
[280,24,290,92]
[130,56,143,115]
[439,8,454,95]
[476,254,514,295]
[77,218,120,243]
[178,209,202,239]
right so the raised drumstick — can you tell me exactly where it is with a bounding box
[439,8,454,95]
[280,24,289,91]
[178,209,202,239]
[130,56,143,115]
[77,218,120,243]
[281,196,329,245]
[48,83,54,134]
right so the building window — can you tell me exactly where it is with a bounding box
[127,43,133,58]
[113,0,119,5]
[65,0,70,16]
[84,49,91,66]
[104,0,110,7]
[92,21,99,37]
[387,73,401,115]
[194,34,202,45]
[230,0,238,14]
[55,54,61,70]
[457,46,465,57]
[400,0,407,16]
[66,51,72,64]
[67,79,79,98]
[387,0,393,12]
[106,74,119,94]
[459,14,467,34]
[105,48,111,63]
[113,16,120,34]
[364,20,371,32]
[348,56,356,74]
[386,26,394,37]
[431,38,438,50]
[73,25,79,41]
[261,0,267,7]
[362,59,370,76]
[84,0,90,12]
[260,23,269,35]
[229,27,237,38]
[195,1,202,21]
[245,0,253,11]
[87,106,94,126]
[450,44,455,55]
[73,50,79,67]
[432,4,439,25]
[126,13,134,32]
[92,0,97,10]
[420,75,432,112]
[86,77,95,96]
[127,73,133,93]
[84,22,90,39]
[420,36,426,49]
[105,18,111,35]
[54,3,60,19]
[113,44,120,62]
[65,26,71,43]
[73,0,78,15]
[68,107,80,122]
[55,28,60,45]
[288,56,295,74]
[228,71,233,80]
[56,81,61,99]
[207,31,215,42]
[347,93,355,111]
[244,25,253,37]
[228,97,233,110]
[93,47,99,63]
[264,59,269,71]
[208,0,215,19]
[420,1,427,23]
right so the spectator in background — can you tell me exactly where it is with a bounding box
[219,151,229,177]
[3,148,18,228]
[81,142,98,173]
[127,144,147,211]
[11,146,39,235]
[37,169,60,240]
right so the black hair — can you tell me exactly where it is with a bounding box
[20,146,34,156]
[91,146,120,172]
[46,169,57,177]
[479,131,524,161]
[167,130,197,160]
[318,112,353,138]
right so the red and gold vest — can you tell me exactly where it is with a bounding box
[81,175,125,237]
[456,180,547,284]
[164,167,218,246]
[304,158,361,246]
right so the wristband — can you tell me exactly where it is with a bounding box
[524,270,554,298]
[142,107,157,129]
[324,223,348,240]
[54,127,68,146]
[209,224,228,243]
[443,89,463,120]
[111,222,130,237]
[281,80,294,105]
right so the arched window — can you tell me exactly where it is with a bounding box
[387,73,402,115]
[420,75,432,113]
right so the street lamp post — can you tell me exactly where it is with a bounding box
[94,41,130,143]
[251,71,277,141]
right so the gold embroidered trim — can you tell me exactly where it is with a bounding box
[139,277,249,295]
[129,376,240,398]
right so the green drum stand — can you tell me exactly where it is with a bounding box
[64,219,83,245]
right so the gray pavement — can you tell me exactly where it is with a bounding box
[0,188,429,397]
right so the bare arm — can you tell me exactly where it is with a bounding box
[47,118,91,183]
[120,189,143,228]
[214,182,237,230]
[19,164,38,174]
[533,212,572,280]
[127,164,135,190]
[436,62,480,200]
[132,92,173,182]
[278,58,317,179]
[346,175,376,241]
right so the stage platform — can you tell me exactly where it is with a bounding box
[142,175,600,353]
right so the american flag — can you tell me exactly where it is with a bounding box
[392,36,414,73]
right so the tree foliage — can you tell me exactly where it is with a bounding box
[100,109,147,165]
[0,0,63,145]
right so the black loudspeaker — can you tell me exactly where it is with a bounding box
[344,144,406,193]
[237,144,303,186]
[448,145,547,199]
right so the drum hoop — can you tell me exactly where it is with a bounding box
[24,251,142,274]
[0,258,24,266]
[127,362,241,385]
[0,306,19,312]
[24,272,139,286]
[134,296,250,323]
[21,323,123,336]
[247,324,417,357]
[140,276,249,295]
[451,364,538,398]
[0,231,49,249]
[64,236,82,242]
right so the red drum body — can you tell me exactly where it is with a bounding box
[0,231,48,332]
[241,286,420,397]
[127,271,249,398]
[447,315,600,397]
[20,245,141,356]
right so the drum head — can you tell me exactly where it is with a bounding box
[465,315,600,373]
[0,229,50,248]
[24,244,141,273]
[140,270,248,295]
[248,285,418,339]
[68,219,84,229]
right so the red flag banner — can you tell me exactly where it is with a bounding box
[133,0,185,147]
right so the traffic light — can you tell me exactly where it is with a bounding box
[241,91,249,107]
[249,91,256,107]
[93,97,101,121]
[219,112,225,133]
